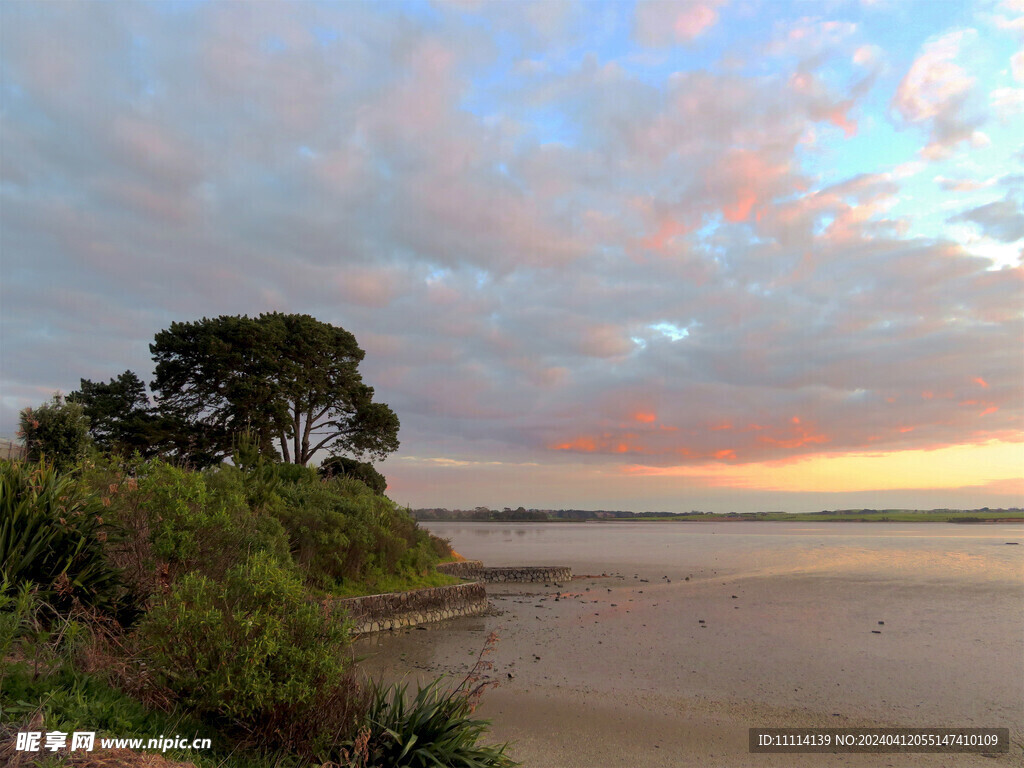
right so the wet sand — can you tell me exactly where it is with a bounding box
[356,522,1024,766]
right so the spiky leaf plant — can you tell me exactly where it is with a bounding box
[348,677,516,768]
[0,460,124,613]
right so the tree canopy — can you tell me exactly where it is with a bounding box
[318,455,388,494]
[150,313,399,465]
[69,370,162,457]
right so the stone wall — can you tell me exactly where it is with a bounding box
[437,562,572,583]
[435,560,484,578]
[334,581,488,634]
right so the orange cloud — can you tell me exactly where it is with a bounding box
[633,411,657,423]
[551,437,597,452]
[973,376,989,388]
[723,191,757,222]
[758,419,829,449]
[641,219,689,252]
[713,448,736,460]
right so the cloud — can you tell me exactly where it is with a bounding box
[634,0,724,47]
[891,29,986,159]
[949,199,1024,242]
[1,2,1021,512]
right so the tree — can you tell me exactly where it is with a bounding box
[18,394,91,471]
[150,313,399,466]
[69,370,162,457]
[318,454,387,494]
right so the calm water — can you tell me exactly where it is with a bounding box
[415,521,1024,727]
[426,520,1024,583]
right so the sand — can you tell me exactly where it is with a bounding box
[356,523,1024,766]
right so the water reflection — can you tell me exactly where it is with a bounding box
[425,521,1024,585]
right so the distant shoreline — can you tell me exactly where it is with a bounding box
[418,509,1024,524]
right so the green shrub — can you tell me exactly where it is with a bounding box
[274,461,320,485]
[0,460,125,614]
[84,459,290,597]
[18,395,92,472]
[137,551,361,754]
[344,678,516,768]
[272,475,441,590]
[318,455,387,494]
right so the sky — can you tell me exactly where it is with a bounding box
[1,0,1022,513]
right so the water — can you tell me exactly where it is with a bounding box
[426,520,1024,584]
[364,521,1024,766]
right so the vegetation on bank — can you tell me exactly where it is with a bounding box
[3,312,517,768]
[1,454,514,767]
[415,506,1024,523]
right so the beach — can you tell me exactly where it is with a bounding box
[356,522,1024,767]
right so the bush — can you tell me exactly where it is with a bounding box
[137,551,362,755]
[0,460,125,614]
[18,395,91,473]
[344,678,516,768]
[272,475,441,590]
[83,459,290,598]
[318,455,387,494]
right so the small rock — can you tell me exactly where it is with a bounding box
[878,621,884,625]
[871,630,881,634]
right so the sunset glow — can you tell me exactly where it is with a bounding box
[623,439,1024,494]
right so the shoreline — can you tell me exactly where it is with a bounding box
[415,515,1024,524]
[358,532,1024,767]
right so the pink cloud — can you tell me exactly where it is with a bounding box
[634,1,724,47]
[334,268,401,307]
[577,324,633,358]
[713,149,790,223]
[891,29,983,159]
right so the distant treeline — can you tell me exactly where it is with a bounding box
[412,507,1024,522]
[414,507,699,521]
